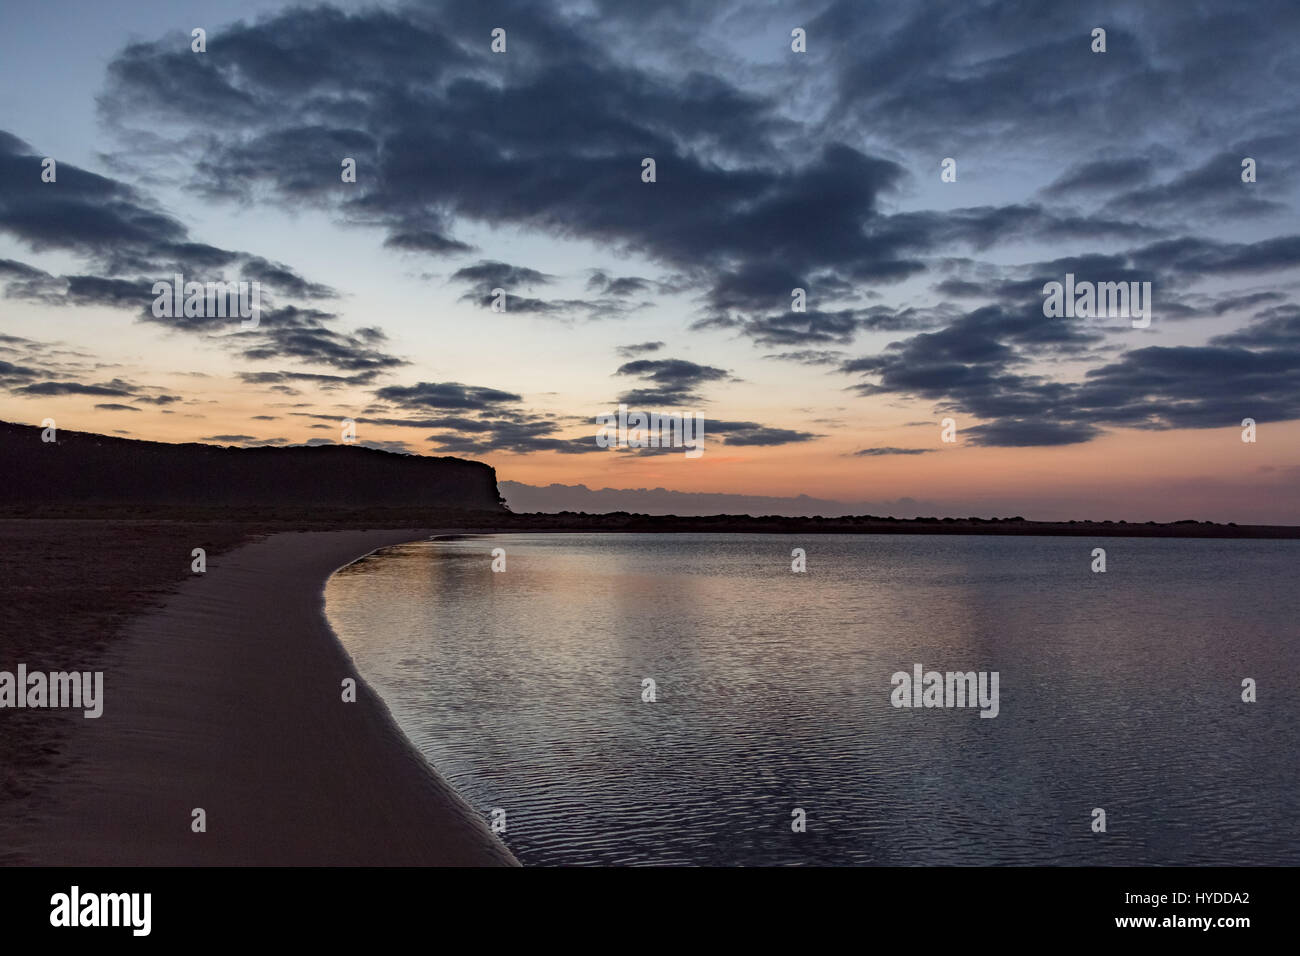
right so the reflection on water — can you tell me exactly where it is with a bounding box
[324,533,1300,866]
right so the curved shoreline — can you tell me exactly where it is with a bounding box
[16,529,517,866]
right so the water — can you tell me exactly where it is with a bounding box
[324,533,1300,866]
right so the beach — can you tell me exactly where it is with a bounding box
[1,525,516,866]
[6,517,1298,868]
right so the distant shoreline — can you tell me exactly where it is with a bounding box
[3,508,1298,539]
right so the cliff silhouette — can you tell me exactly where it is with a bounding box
[0,421,505,512]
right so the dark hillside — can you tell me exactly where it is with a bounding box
[0,421,505,512]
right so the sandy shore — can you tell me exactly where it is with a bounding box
[11,529,517,866]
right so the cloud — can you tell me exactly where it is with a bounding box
[616,341,664,358]
[1210,292,1286,316]
[1105,151,1283,220]
[840,301,1300,446]
[615,358,730,405]
[447,262,649,321]
[0,133,330,304]
[1043,158,1155,197]
[0,132,388,390]
[763,350,844,366]
[347,376,609,455]
[238,369,381,388]
[426,426,605,456]
[15,379,135,397]
[853,446,936,456]
[9,0,1297,465]
[963,421,1102,447]
[384,230,476,256]
[713,302,962,349]
[588,272,662,297]
[450,260,555,294]
[82,2,1294,354]
[810,0,1300,164]
[239,315,408,373]
[716,309,866,347]
[709,420,819,446]
[373,381,522,412]
[100,7,1068,337]
[0,359,40,384]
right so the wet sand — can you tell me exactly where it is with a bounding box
[7,529,517,866]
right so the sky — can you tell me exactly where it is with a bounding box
[2,0,1299,522]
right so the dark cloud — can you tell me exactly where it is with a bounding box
[931,278,987,299]
[0,336,186,415]
[0,257,52,281]
[1105,151,1283,220]
[0,132,330,304]
[762,350,844,366]
[1210,305,1300,348]
[450,260,554,293]
[708,301,966,349]
[1044,158,1155,197]
[853,446,937,456]
[616,341,664,358]
[15,379,135,397]
[0,132,377,388]
[426,426,604,456]
[722,309,863,347]
[964,421,1102,447]
[384,230,475,256]
[459,289,642,321]
[1130,234,1300,279]
[615,358,730,405]
[708,420,819,446]
[840,299,1300,446]
[374,381,523,412]
[704,262,809,315]
[5,0,1297,464]
[78,0,1299,387]
[811,0,1300,162]
[288,406,605,456]
[0,359,40,383]
[238,369,380,388]
[240,317,408,373]
[99,8,1040,330]
[862,304,963,332]
[446,264,646,320]
[1210,292,1286,316]
[588,272,662,297]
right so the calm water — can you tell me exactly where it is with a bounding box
[324,533,1300,866]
